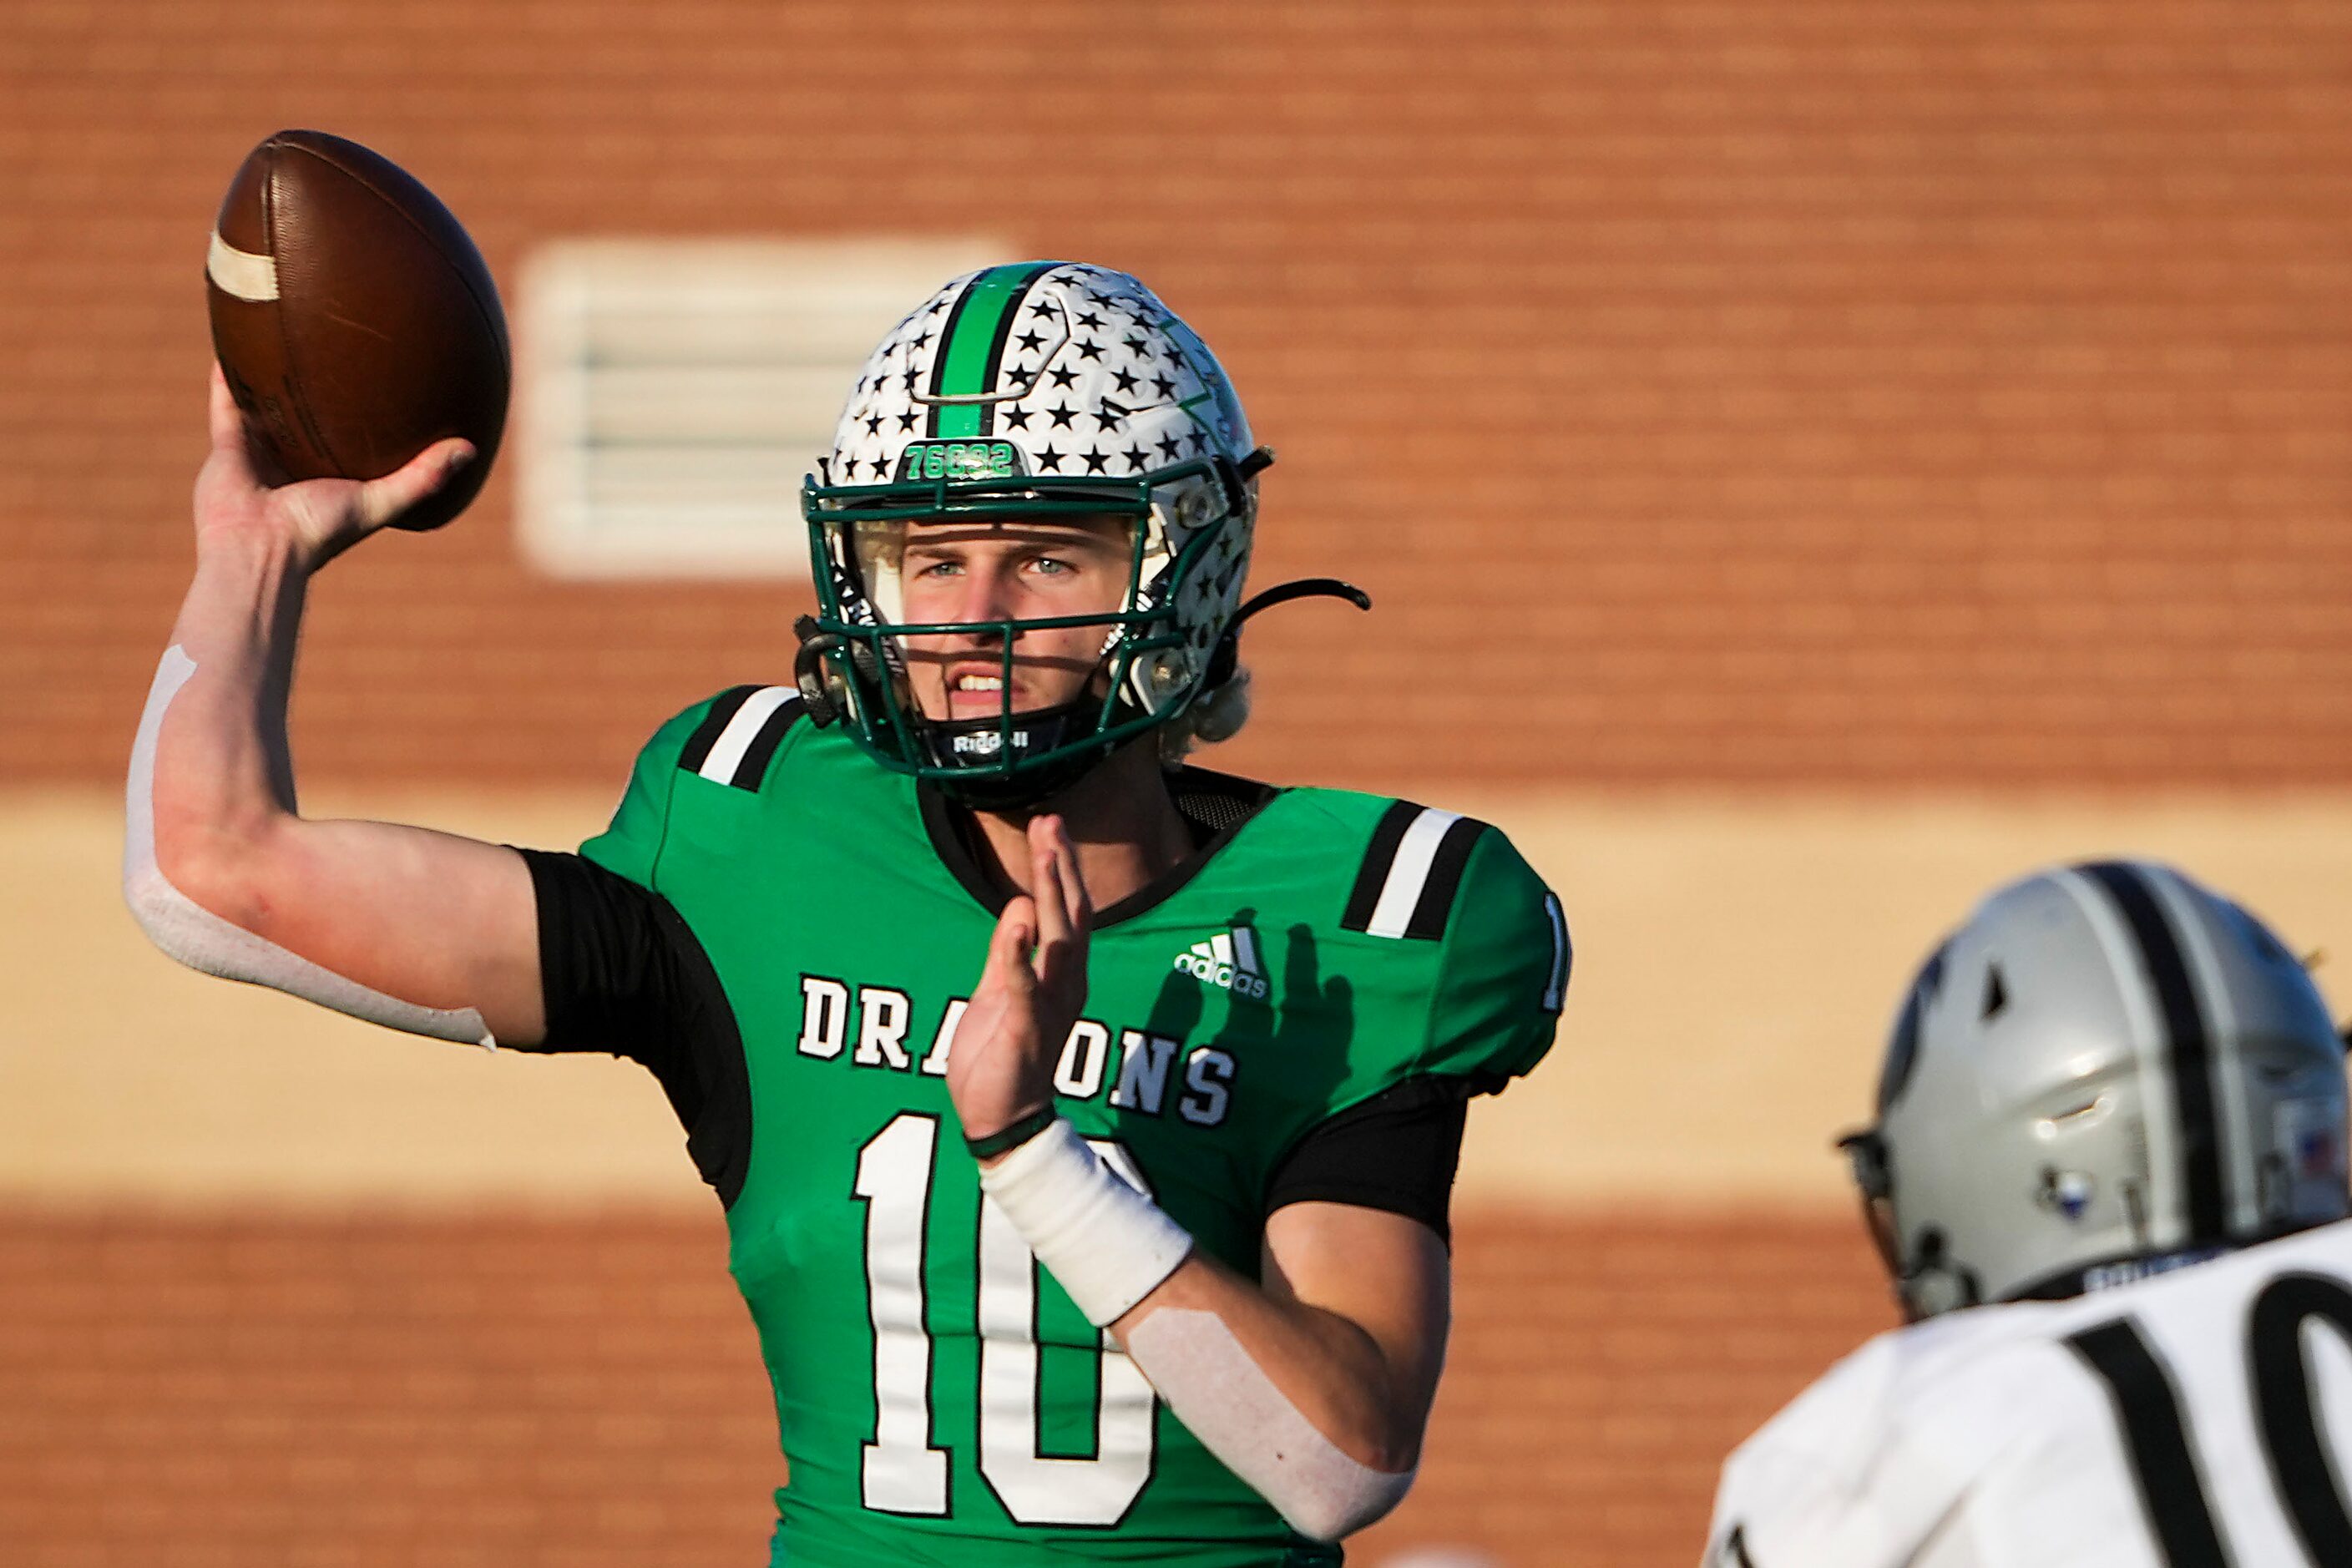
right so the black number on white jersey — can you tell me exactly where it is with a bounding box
[2066,1268,2352,1567]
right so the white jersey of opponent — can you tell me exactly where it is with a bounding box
[1704,1220,2352,1568]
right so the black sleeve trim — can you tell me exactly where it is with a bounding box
[1265,1075,1497,1244]
[517,848,752,1209]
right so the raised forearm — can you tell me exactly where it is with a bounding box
[154,527,313,867]
[124,374,534,1044]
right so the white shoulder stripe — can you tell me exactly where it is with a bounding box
[697,686,798,785]
[1364,807,1463,939]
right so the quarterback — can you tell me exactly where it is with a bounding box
[129,262,1570,1564]
[1705,860,2352,1568]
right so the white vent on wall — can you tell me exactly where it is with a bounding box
[518,238,1004,579]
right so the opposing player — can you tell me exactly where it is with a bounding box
[1704,860,2352,1568]
[130,261,1570,1564]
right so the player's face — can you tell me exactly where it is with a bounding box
[893,517,1136,722]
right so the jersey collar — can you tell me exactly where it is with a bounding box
[915,766,1282,928]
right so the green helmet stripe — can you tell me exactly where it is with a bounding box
[926,262,1058,440]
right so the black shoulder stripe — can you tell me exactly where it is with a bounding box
[726,694,806,792]
[1342,800,1424,933]
[677,685,760,774]
[1722,1525,1758,1568]
[2077,861,2227,1243]
[1403,816,1489,940]
[676,687,805,792]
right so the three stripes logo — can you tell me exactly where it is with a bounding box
[1174,928,1269,999]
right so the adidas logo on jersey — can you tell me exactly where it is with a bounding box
[1173,929,1268,999]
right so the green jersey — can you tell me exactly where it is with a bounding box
[568,685,1567,1566]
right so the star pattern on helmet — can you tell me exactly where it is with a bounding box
[820,262,1259,706]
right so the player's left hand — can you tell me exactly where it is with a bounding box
[948,814,1091,1158]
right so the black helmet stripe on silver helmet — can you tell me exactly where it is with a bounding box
[2073,860,2229,1245]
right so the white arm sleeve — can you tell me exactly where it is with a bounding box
[1125,1307,1415,1542]
[979,1119,1414,1540]
[121,645,494,1047]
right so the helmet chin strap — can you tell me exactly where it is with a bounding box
[1200,578,1372,691]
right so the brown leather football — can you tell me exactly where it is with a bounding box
[206,130,508,533]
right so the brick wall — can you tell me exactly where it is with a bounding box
[6,1,2350,791]
[0,1208,1888,1567]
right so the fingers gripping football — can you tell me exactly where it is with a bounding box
[196,363,473,567]
[947,816,1091,1149]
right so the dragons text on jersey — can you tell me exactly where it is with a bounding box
[796,976,1242,1128]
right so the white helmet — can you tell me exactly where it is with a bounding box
[1847,859,2348,1318]
[796,261,1346,807]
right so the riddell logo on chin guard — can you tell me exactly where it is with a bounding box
[950,729,1033,756]
[1174,929,1267,999]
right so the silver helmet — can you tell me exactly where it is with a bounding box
[1846,859,2347,1319]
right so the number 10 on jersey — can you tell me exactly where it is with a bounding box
[854,1112,1160,1526]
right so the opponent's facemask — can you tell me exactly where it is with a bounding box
[1844,860,2348,1320]
[797,262,1272,810]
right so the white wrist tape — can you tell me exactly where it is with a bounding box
[1125,1308,1416,1542]
[977,1118,1193,1326]
[123,645,494,1048]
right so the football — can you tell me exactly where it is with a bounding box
[205,129,508,533]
